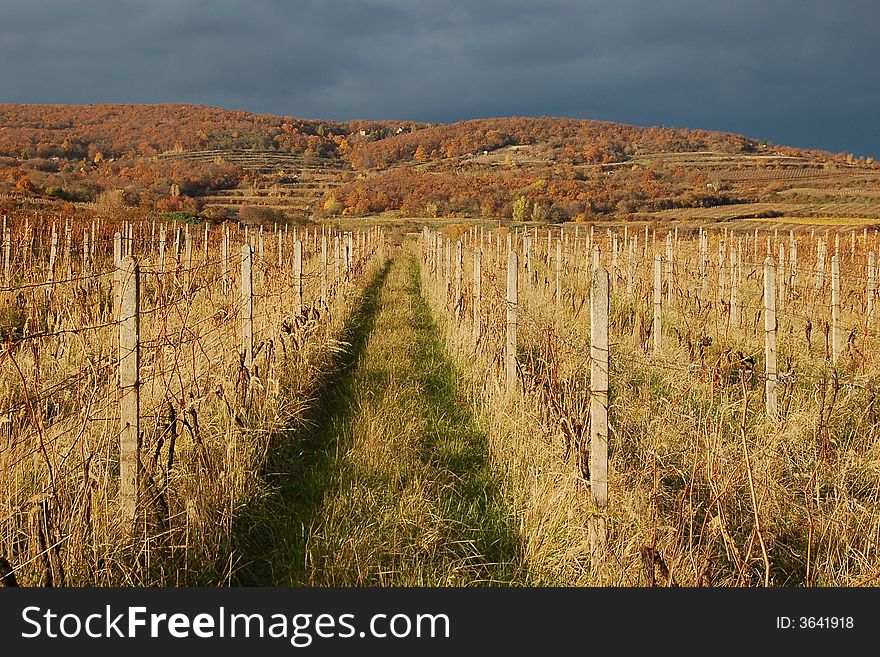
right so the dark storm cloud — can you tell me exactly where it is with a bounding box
[0,0,877,155]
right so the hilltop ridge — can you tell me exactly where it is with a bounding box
[1,104,877,224]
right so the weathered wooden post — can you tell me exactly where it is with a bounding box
[241,244,254,370]
[815,238,826,291]
[831,254,841,363]
[589,265,609,563]
[764,257,778,420]
[699,229,708,301]
[278,226,283,269]
[506,250,518,392]
[156,225,165,274]
[118,255,140,529]
[47,224,58,286]
[653,254,662,355]
[525,233,532,279]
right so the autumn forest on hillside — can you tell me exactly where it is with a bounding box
[2,103,878,227]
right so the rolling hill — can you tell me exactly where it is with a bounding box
[1,104,878,225]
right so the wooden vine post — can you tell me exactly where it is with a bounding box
[699,229,708,301]
[47,224,58,287]
[278,226,284,268]
[653,254,662,355]
[764,257,778,420]
[119,255,140,530]
[590,265,610,564]
[831,255,841,363]
[159,227,167,276]
[241,244,254,370]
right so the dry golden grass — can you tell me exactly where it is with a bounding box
[0,219,382,586]
[423,227,880,586]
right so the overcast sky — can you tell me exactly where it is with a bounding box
[1,0,878,156]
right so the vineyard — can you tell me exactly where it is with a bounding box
[0,216,382,585]
[2,213,880,587]
[421,222,880,586]
[156,149,348,215]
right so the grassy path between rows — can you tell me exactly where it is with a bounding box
[233,254,527,586]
